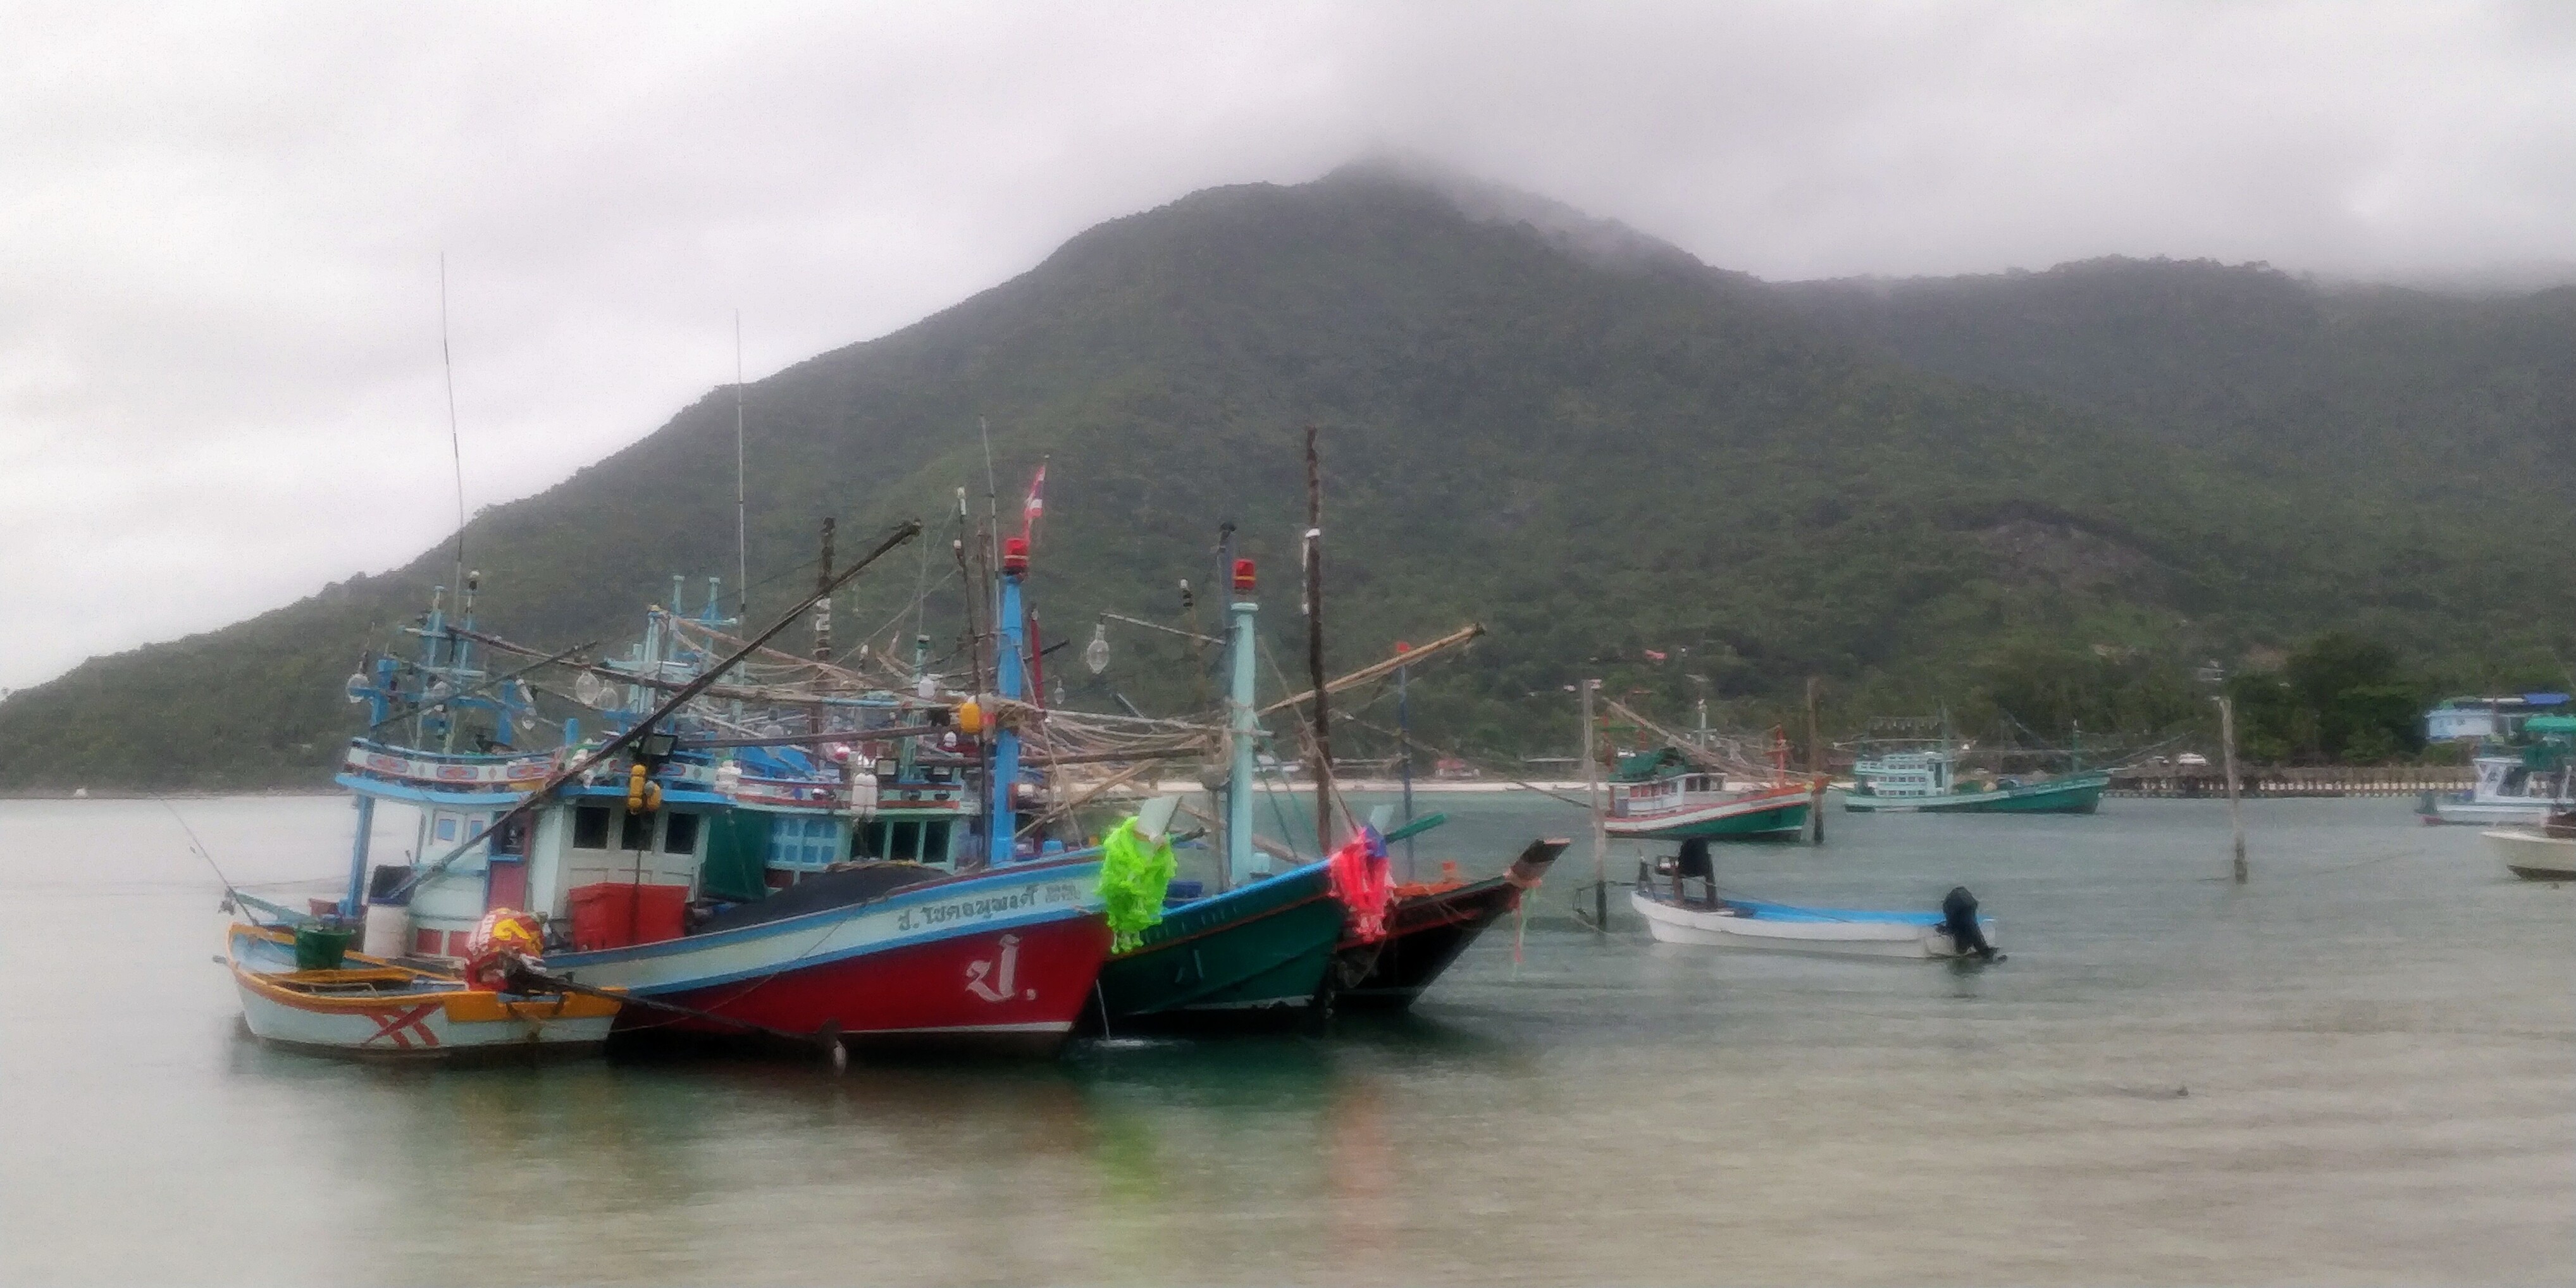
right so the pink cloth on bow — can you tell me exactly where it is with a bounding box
[1330,826,1394,943]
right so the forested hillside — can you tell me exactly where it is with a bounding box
[6,166,2570,789]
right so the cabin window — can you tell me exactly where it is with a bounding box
[572,806,611,850]
[887,820,922,862]
[765,815,837,868]
[663,812,700,855]
[620,810,654,851]
[434,815,457,842]
[921,819,951,862]
[851,821,885,861]
[490,815,528,857]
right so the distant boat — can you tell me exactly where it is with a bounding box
[2417,715,2574,826]
[1601,748,1816,841]
[1835,726,2107,814]
[227,922,621,1062]
[1630,885,1997,958]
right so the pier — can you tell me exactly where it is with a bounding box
[2108,765,2472,799]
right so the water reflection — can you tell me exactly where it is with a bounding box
[7,795,2572,1284]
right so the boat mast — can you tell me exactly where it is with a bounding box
[986,535,1029,867]
[1225,557,1261,889]
[1397,648,1415,882]
[733,312,748,622]
[1303,425,1336,854]
[439,254,466,613]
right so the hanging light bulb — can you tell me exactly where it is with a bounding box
[1084,622,1110,676]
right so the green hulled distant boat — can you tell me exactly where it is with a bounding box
[1836,736,2108,815]
[1601,747,1816,841]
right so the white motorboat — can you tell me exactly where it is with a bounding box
[1630,885,1998,958]
[2482,827,2576,880]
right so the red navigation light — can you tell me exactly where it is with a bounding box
[1002,536,1029,574]
[1232,559,1256,594]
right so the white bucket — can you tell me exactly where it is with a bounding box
[362,902,411,959]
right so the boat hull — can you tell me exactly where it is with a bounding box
[2482,829,2576,880]
[2422,798,2559,826]
[1631,889,1996,958]
[1094,863,1344,1027]
[1838,772,2108,814]
[1332,838,1568,1010]
[1605,788,1812,841]
[548,857,1110,1056]
[228,924,619,1063]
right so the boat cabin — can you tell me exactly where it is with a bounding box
[1610,746,1783,818]
[1850,748,1954,799]
[340,736,975,962]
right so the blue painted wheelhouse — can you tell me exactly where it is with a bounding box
[335,574,988,962]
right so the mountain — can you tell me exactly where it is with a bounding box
[1780,258,2576,624]
[6,164,2572,789]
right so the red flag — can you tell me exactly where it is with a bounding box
[1020,462,1046,545]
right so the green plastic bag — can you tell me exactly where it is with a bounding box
[1096,816,1176,953]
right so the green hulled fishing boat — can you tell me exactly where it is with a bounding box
[1835,719,2108,814]
[1602,748,1816,841]
[1093,860,1345,1022]
[1087,557,1352,1029]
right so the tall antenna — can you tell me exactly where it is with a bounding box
[977,415,1001,598]
[734,311,748,621]
[439,254,466,596]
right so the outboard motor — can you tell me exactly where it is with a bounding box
[1941,885,2000,962]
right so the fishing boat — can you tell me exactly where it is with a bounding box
[1088,558,1354,1028]
[1093,860,1347,1025]
[330,529,1116,1058]
[1629,885,1999,958]
[1836,721,2107,814]
[226,921,620,1062]
[1330,838,1566,1009]
[2417,717,2574,825]
[1602,747,1815,841]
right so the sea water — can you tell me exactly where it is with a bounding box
[0,793,2565,1284]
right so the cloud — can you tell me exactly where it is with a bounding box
[2,0,2568,688]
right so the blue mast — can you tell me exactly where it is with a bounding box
[1225,557,1261,888]
[987,536,1029,865]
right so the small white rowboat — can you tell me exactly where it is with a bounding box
[2482,829,2576,881]
[1631,888,1997,958]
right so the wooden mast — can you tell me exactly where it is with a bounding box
[1304,425,1337,853]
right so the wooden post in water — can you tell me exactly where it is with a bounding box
[2218,695,2248,883]
[1303,426,1336,854]
[1805,674,1825,844]
[1582,676,1606,931]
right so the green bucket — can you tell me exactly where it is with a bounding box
[294,924,355,971]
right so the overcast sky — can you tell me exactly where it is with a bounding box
[4,1,2570,690]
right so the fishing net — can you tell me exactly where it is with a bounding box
[1330,825,1394,943]
[1096,816,1177,953]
